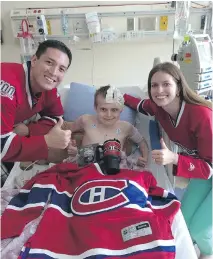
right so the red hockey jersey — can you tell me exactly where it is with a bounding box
[124,94,213,180]
[1,62,64,162]
[1,163,180,259]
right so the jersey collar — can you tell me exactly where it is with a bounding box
[169,100,185,128]
[23,62,42,108]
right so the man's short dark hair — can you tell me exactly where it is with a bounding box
[35,40,72,68]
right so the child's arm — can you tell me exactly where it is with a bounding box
[128,124,149,166]
[65,115,86,156]
[62,115,85,133]
[138,139,149,166]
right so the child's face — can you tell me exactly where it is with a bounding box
[95,95,123,126]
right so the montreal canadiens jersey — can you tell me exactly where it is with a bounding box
[124,94,213,180]
[1,62,64,162]
[1,163,180,259]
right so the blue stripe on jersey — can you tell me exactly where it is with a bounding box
[10,183,177,216]
[148,192,178,207]
[21,245,175,259]
[123,181,147,208]
[19,245,31,259]
[10,186,72,214]
[9,187,52,208]
[1,134,10,152]
[51,190,72,214]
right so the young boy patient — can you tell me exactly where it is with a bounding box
[66,85,149,168]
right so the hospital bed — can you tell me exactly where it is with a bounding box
[2,84,198,259]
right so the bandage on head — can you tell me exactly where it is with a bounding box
[105,86,124,107]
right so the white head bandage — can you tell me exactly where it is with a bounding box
[105,86,124,107]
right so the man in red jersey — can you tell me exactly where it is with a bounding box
[1,40,72,186]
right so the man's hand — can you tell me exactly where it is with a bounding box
[13,123,29,136]
[151,138,179,165]
[44,117,71,149]
[67,139,78,156]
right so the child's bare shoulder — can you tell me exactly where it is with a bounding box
[119,120,133,131]
[81,114,96,125]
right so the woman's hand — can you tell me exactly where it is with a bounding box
[151,138,179,165]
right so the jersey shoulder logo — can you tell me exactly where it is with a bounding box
[0,80,15,100]
[188,163,195,171]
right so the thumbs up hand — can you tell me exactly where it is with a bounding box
[151,138,179,166]
[44,117,71,149]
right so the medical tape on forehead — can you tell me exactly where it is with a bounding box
[105,86,124,106]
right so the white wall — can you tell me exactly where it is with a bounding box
[1,1,209,88]
[75,41,176,87]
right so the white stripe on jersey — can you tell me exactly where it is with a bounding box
[7,202,46,211]
[28,239,175,259]
[41,116,58,124]
[147,199,180,209]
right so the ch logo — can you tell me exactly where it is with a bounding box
[88,187,107,203]
[71,179,129,216]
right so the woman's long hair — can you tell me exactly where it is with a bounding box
[147,62,212,109]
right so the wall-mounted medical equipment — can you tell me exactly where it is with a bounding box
[10,5,212,45]
[36,15,48,41]
[61,10,69,35]
[85,12,101,43]
[173,1,191,39]
[36,15,48,36]
[17,19,35,62]
[172,34,213,93]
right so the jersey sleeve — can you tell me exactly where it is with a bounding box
[174,109,213,179]
[1,68,48,162]
[1,172,51,239]
[27,89,64,136]
[123,94,156,116]
[141,171,180,225]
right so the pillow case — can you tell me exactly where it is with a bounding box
[63,82,96,121]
